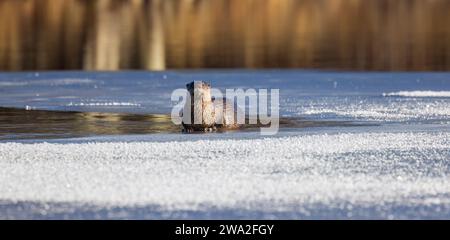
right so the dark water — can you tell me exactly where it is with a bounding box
[0,107,179,140]
[0,107,360,140]
[1,0,450,71]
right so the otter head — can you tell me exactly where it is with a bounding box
[186,81,211,96]
[186,81,212,104]
[183,81,214,127]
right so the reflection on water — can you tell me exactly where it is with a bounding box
[0,107,181,140]
[0,107,361,140]
[0,0,449,71]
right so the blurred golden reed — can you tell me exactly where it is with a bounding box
[0,0,449,71]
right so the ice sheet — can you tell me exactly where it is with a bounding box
[1,130,449,219]
[383,91,450,97]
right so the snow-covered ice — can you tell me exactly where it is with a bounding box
[66,102,141,107]
[291,96,450,122]
[0,130,449,219]
[383,91,450,98]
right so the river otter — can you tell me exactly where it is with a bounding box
[181,81,240,132]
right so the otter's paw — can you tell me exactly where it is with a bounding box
[182,128,194,133]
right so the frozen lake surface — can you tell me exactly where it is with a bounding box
[0,70,449,219]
